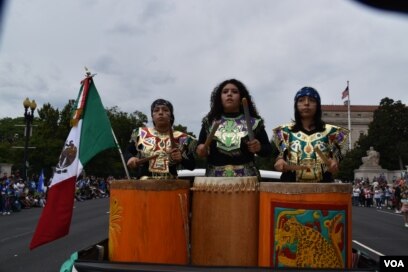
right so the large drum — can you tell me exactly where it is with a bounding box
[258,182,352,269]
[108,179,190,264]
[191,176,259,266]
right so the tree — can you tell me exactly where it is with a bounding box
[362,98,408,170]
[173,124,196,138]
[85,107,148,178]
[1,101,205,179]
[340,97,408,179]
[0,117,24,170]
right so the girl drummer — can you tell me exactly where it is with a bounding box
[196,79,272,177]
[273,87,349,182]
[126,99,196,179]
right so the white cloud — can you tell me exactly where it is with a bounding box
[0,0,407,137]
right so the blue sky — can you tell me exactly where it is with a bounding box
[0,0,407,136]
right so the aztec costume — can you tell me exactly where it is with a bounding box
[273,123,348,182]
[126,127,196,179]
[198,113,272,177]
[125,99,196,179]
[273,86,349,183]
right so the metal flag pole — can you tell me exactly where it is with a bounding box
[347,81,352,150]
[111,128,130,179]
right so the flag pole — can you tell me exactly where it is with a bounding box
[347,81,351,150]
[111,128,130,179]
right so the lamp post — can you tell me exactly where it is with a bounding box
[23,97,37,183]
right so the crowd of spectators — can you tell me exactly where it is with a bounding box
[0,171,112,216]
[0,172,46,215]
[352,174,406,214]
[74,175,112,201]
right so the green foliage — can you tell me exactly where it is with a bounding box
[340,97,408,179]
[173,124,196,138]
[362,98,408,170]
[337,148,365,181]
[0,101,152,179]
[0,117,25,170]
[84,106,148,177]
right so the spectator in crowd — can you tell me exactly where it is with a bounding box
[400,181,408,227]
[363,185,373,207]
[394,179,402,213]
[352,185,361,206]
[384,185,392,209]
[374,186,383,209]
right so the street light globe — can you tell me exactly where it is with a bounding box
[30,100,37,110]
[23,97,31,109]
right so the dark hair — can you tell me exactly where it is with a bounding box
[151,98,174,126]
[292,87,325,132]
[204,79,260,124]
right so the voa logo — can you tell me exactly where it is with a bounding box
[380,256,408,271]
[383,259,404,268]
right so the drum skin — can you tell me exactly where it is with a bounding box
[258,182,352,269]
[108,179,190,264]
[191,176,259,266]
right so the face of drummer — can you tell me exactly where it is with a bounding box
[152,105,172,128]
[221,83,241,113]
[296,95,317,120]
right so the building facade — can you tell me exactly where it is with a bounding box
[321,104,378,149]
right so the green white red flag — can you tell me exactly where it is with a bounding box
[30,75,115,250]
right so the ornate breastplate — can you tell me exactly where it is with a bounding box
[136,127,171,174]
[213,114,260,156]
[274,124,348,182]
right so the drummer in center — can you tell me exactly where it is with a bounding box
[273,87,349,182]
[196,79,272,177]
[125,99,197,180]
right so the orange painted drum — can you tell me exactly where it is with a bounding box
[258,182,352,269]
[191,176,259,266]
[108,179,190,264]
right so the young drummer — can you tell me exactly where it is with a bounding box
[273,87,349,182]
[126,99,196,179]
[196,79,272,177]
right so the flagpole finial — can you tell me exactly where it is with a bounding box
[84,66,91,76]
[84,66,97,78]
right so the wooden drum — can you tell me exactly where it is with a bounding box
[191,176,259,266]
[258,182,352,269]
[108,179,190,264]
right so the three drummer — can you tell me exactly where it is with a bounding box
[125,86,349,182]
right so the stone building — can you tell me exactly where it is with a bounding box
[321,104,378,149]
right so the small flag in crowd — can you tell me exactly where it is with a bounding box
[342,86,349,100]
[37,169,44,193]
[30,72,116,250]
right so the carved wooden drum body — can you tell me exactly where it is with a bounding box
[191,176,259,266]
[258,182,352,269]
[108,179,190,264]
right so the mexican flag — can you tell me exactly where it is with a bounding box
[30,75,116,250]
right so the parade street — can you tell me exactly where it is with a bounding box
[0,197,407,272]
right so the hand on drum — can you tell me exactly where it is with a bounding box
[196,144,209,158]
[127,157,140,168]
[247,139,261,154]
[326,158,339,174]
[274,158,287,172]
[168,148,182,163]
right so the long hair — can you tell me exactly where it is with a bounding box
[204,79,260,124]
[291,87,325,132]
